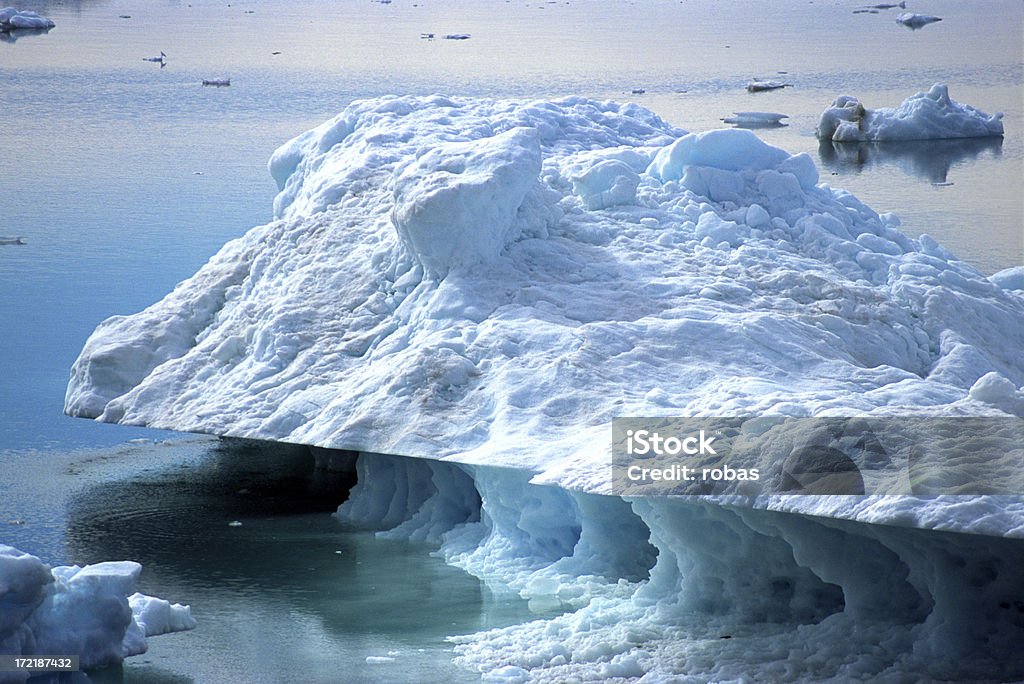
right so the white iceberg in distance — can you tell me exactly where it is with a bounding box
[0,545,195,680]
[721,111,788,127]
[0,7,55,30]
[896,12,942,28]
[817,83,1004,142]
[65,96,1024,531]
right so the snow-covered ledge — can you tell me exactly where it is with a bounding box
[64,95,1024,679]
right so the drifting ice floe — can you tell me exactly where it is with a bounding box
[0,545,194,683]
[745,79,788,92]
[721,111,788,127]
[816,83,1004,142]
[0,7,54,31]
[896,12,942,28]
[64,94,1024,681]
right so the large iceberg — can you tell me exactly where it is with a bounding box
[66,96,1023,505]
[63,95,1024,680]
[0,545,194,683]
[816,83,1004,142]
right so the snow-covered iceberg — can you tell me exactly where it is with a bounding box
[0,545,194,682]
[67,95,1024,508]
[63,95,1024,681]
[816,83,1004,142]
[0,8,54,31]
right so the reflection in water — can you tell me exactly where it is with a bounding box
[818,137,1004,184]
[59,439,531,683]
[0,28,52,43]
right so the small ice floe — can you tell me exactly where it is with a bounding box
[366,656,395,664]
[721,111,789,128]
[443,33,471,40]
[0,236,26,245]
[228,520,242,527]
[816,83,1003,141]
[746,79,789,92]
[0,7,56,31]
[202,78,231,86]
[143,51,167,66]
[896,12,941,28]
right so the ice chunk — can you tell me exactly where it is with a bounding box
[0,545,194,674]
[128,592,197,636]
[991,266,1024,292]
[721,111,788,127]
[817,84,1003,141]
[896,12,942,28]
[570,159,640,210]
[391,126,542,277]
[0,8,55,31]
[745,79,789,92]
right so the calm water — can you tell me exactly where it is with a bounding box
[1,438,536,683]
[0,0,1021,681]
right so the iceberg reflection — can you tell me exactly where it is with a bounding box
[818,136,1003,184]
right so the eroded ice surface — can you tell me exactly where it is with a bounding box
[334,451,1024,682]
[0,545,194,683]
[65,96,1024,533]
[816,83,1004,142]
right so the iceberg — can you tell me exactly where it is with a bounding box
[0,7,54,31]
[720,111,788,128]
[64,95,1024,679]
[896,12,942,28]
[745,79,788,92]
[0,545,194,682]
[817,83,1004,141]
[66,95,1024,507]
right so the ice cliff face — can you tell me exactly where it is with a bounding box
[65,95,1024,525]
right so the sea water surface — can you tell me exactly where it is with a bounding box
[1,0,1021,681]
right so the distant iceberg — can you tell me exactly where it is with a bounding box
[896,12,942,28]
[817,83,1004,142]
[0,545,194,680]
[0,7,54,31]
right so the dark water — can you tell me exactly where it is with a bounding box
[3,438,535,683]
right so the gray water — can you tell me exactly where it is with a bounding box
[0,0,1021,681]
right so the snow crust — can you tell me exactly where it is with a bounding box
[817,83,1004,142]
[0,545,195,682]
[0,8,54,30]
[65,95,1024,535]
